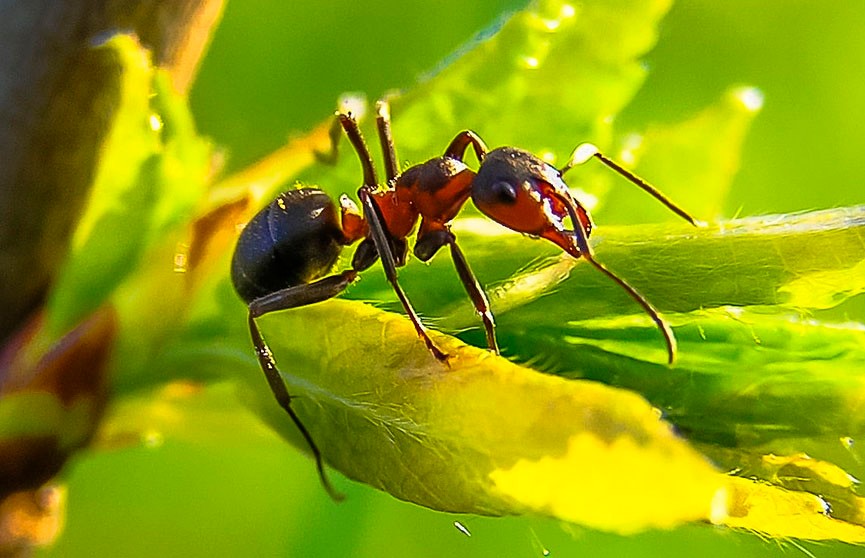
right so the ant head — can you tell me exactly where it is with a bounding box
[471,147,592,257]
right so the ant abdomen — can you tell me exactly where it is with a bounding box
[231,188,345,304]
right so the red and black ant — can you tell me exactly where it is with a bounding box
[231,100,699,500]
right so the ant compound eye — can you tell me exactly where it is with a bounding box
[490,180,518,204]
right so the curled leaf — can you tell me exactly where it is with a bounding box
[0,306,116,499]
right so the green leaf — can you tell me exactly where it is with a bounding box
[44,34,211,339]
[604,86,764,222]
[441,208,865,465]
[446,205,865,326]
[15,0,865,548]
[506,303,865,458]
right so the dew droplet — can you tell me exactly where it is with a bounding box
[453,521,471,537]
[173,243,189,273]
[148,113,163,132]
[542,18,560,31]
[734,86,764,112]
[338,93,367,120]
[143,430,164,448]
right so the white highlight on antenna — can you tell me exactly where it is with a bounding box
[568,143,600,166]
[338,93,367,120]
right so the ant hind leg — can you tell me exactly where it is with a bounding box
[247,270,358,502]
[314,114,345,166]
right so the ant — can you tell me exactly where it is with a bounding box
[230,100,699,500]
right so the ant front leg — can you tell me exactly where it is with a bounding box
[414,229,499,355]
[247,270,358,502]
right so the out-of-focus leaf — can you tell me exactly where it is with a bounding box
[604,86,764,223]
[0,486,66,553]
[290,0,674,211]
[0,307,116,498]
[393,0,672,152]
[724,476,865,541]
[44,34,211,340]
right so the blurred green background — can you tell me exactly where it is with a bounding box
[190,0,865,215]
[44,1,865,556]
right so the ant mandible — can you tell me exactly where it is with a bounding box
[230,100,699,500]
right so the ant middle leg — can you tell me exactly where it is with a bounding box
[374,100,399,182]
[358,190,449,362]
[332,109,448,362]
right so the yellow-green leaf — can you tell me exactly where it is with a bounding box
[253,299,724,533]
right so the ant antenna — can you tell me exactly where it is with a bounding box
[561,201,677,364]
[561,143,704,227]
